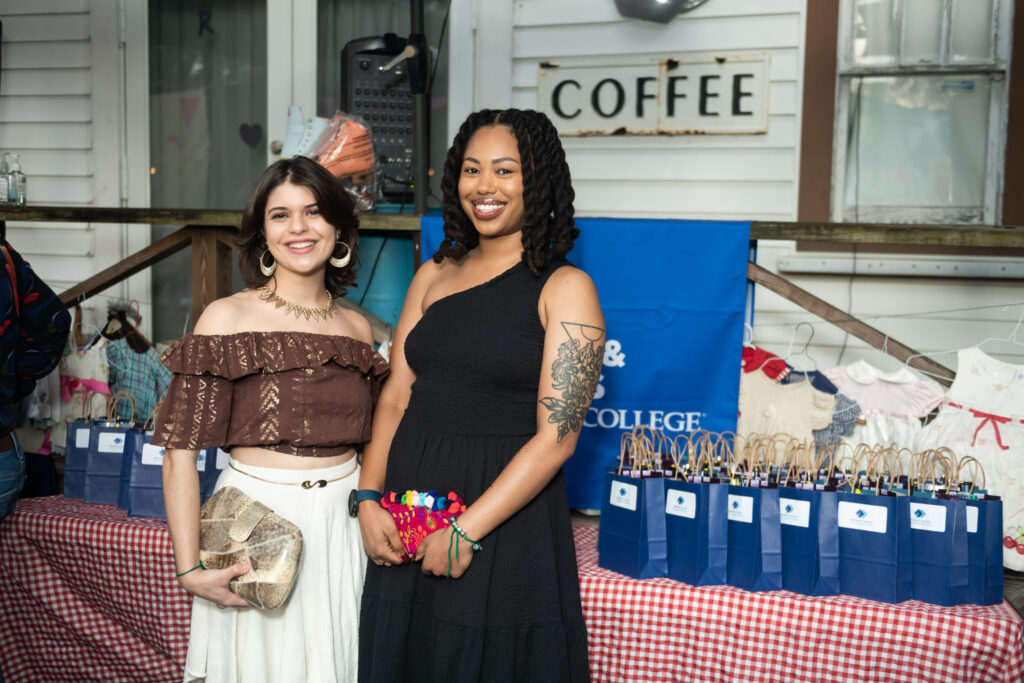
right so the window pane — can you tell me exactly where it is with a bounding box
[149,0,266,341]
[843,75,990,214]
[951,0,994,62]
[902,0,943,64]
[854,0,897,65]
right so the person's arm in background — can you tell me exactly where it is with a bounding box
[5,242,71,401]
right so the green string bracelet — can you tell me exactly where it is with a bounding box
[448,517,482,551]
[175,560,206,578]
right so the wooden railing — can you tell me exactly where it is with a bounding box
[2,205,1022,382]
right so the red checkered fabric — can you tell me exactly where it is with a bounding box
[3,499,1020,682]
[575,525,1024,683]
[0,496,191,683]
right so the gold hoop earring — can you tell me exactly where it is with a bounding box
[328,241,351,268]
[259,249,277,277]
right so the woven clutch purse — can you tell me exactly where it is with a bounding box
[381,490,467,556]
[198,486,303,610]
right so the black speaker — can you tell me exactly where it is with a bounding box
[341,34,416,203]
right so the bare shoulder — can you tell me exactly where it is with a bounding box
[192,291,254,335]
[337,307,374,346]
[541,265,599,302]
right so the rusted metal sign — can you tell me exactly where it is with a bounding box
[537,53,769,136]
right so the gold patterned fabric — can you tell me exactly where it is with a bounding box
[153,331,389,457]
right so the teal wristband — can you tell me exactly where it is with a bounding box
[355,489,383,503]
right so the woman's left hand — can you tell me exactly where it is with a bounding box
[417,526,474,579]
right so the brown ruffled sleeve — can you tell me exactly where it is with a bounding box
[151,335,235,451]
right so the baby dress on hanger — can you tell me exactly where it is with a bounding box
[53,337,110,449]
[737,370,835,444]
[823,360,945,451]
[914,347,1024,570]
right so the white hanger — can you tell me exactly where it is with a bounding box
[905,305,1024,378]
[743,323,754,348]
[784,322,818,372]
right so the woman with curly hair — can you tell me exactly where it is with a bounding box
[357,109,603,682]
[156,156,388,682]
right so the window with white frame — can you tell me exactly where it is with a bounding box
[832,0,1013,224]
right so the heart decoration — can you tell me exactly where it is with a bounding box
[239,123,263,149]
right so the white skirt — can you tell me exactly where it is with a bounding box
[183,457,365,683]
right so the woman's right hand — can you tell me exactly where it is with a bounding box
[358,502,406,566]
[178,563,253,608]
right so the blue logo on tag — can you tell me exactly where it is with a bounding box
[914,508,925,518]
[114,437,122,444]
[159,448,165,456]
[677,495,684,505]
[619,487,626,496]
[784,504,793,514]
[856,509,867,518]
[731,500,739,509]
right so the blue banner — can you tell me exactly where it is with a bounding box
[420,216,750,509]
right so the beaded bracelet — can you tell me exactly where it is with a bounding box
[448,516,482,551]
[175,561,206,578]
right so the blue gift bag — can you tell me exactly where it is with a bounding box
[965,497,1004,605]
[116,427,146,510]
[84,422,133,505]
[837,492,913,603]
[726,484,782,592]
[779,487,840,596]
[664,479,728,586]
[598,472,668,579]
[63,419,94,499]
[908,496,970,606]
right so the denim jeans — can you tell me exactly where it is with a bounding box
[0,436,25,522]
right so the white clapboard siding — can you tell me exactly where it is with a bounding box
[1,13,90,42]
[0,95,92,122]
[512,0,803,222]
[0,0,121,310]
[6,227,93,256]
[1,68,91,96]
[1,1,89,16]
[514,0,802,25]
[0,123,91,149]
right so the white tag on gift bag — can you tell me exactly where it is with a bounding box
[779,497,811,528]
[610,481,638,511]
[97,432,127,454]
[141,443,165,466]
[727,494,754,523]
[838,501,888,534]
[665,489,696,518]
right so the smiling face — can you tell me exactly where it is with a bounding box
[458,125,526,240]
[263,181,337,277]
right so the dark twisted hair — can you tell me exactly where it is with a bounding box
[434,108,577,276]
[235,156,359,298]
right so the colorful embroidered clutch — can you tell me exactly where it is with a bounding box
[380,490,467,556]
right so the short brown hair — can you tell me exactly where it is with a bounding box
[235,156,359,297]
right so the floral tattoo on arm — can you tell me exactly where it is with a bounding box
[540,322,606,442]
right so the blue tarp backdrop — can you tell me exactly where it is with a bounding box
[419,216,750,510]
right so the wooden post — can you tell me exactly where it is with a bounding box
[190,227,233,325]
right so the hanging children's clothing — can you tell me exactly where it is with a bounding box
[914,346,1024,570]
[738,370,835,444]
[782,370,862,447]
[106,337,172,421]
[741,345,789,382]
[823,360,945,451]
[53,337,110,448]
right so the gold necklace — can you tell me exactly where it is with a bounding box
[257,286,336,321]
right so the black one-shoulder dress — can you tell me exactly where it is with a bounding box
[358,259,588,683]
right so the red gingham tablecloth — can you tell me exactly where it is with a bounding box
[0,496,191,683]
[2,498,1022,682]
[575,525,1024,683]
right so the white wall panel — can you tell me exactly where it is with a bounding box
[1,13,90,42]
[1,68,92,95]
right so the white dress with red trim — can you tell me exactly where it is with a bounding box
[914,346,1024,570]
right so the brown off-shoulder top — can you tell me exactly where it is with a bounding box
[152,331,389,457]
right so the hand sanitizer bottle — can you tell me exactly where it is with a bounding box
[0,155,8,205]
[9,155,25,206]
